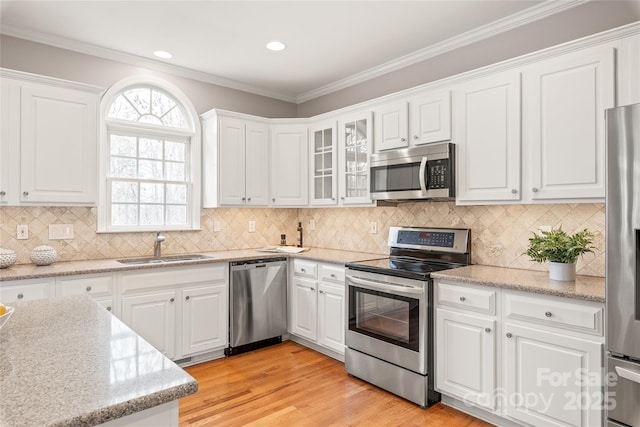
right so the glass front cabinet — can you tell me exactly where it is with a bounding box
[310,121,338,205]
[338,111,373,205]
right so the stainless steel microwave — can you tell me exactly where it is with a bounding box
[369,143,455,202]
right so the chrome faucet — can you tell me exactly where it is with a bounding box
[154,231,165,257]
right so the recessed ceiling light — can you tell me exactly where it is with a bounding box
[153,50,173,59]
[266,41,286,52]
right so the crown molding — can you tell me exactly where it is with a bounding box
[0,25,298,103]
[296,0,588,103]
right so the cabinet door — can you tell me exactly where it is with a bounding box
[121,291,177,359]
[374,102,408,152]
[19,83,98,204]
[271,124,308,206]
[338,111,373,205]
[0,79,13,204]
[0,279,54,303]
[410,91,451,145]
[290,277,318,341]
[218,117,247,205]
[525,45,614,200]
[504,323,602,427]
[244,122,270,206]
[310,121,338,205]
[436,308,496,410]
[455,71,521,202]
[318,282,345,354]
[181,284,227,356]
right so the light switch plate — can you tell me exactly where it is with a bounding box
[309,219,316,231]
[213,221,221,232]
[370,222,377,234]
[49,224,74,240]
[248,221,256,233]
[17,225,28,240]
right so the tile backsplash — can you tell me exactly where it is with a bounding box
[0,202,605,277]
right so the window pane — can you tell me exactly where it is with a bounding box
[166,184,187,204]
[165,162,185,181]
[110,134,137,157]
[162,106,187,128]
[139,138,163,159]
[139,160,163,179]
[140,183,164,203]
[166,205,187,225]
[140,205,164,225]
[151,89,176,117]
[124,88,151,115]
[112,204,138,226]
[111,157,137,178]
[112,181,138,203]
[108,95,140,121]
[165,141,185,162]
[138,114,163,125]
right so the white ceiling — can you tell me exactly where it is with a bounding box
[0,0,584,103]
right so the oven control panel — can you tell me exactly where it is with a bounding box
[396,230,454,248]
[388,226,470,254]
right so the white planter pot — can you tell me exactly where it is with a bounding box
[549,262,576,281]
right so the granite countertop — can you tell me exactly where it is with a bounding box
[0,295,198,426]
[0,247,383,282]
[431,265,605,302]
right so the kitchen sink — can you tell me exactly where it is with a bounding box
[117,254,213,265]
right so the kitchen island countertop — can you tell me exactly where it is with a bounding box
[431,264,605,302]
[0,295,197,426]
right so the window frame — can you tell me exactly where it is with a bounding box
[98,76,201,233]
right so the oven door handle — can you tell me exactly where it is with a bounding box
[347,275,424,295]
[419,156,428,194]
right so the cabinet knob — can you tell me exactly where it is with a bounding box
[341,197,345,200]
[22,191,29,196]
[0,191,5,196]
[332,198,336,201]
[459,296,466,302]
[170,298,175,303]
[301,268,306,273]
[330,274,336,278]
[532,187,539,193]
[485,328,492,333]
[185,296,190,301]
[85,286,92,292]
[272,198,276,202]
[506,332,512,338]
[242,197,246,201]
[106,306,112,311]
[511,189,517,194]
[310,287,315,291]
[413,135,419,140]
[17,293,24,299]
[319,290,324,294]
[247,197,251,202]
[400,137,406,142]
[545,311,552,318]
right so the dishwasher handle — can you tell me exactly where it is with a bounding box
[231,258,286,271]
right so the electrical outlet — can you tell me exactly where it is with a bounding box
[248,221,256,233]
[309,219,316,231]
[17,224,28,240]
[213,221,221,232]
[370,222,377,234]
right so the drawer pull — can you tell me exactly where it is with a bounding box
[301,268,306,273]
[86,286,92,292]
[459,296,466,302]
[616,366,640,384]
[17,293,24,299]
[330,274,336,278]
[506,332,512,338]
[545,311,552,317]
[485,328,491,333]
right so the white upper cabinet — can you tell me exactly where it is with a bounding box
[619,34,640,106]
[524,44,614,200]
[374,101,409,151]
[0,70,101,205]
[454,70,522,203]
[271,124,309,206]
[202,111,269,207]
[409,90,451,145]
[338,111,374,205]
[373,91,451,152]
[309,120,338,206]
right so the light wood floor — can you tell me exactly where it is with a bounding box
[180,341,493,426]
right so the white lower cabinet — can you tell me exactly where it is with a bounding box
[119,263,228,362]
[0,278,55,303]
[289,259,345,357]
[435,279,604,427]
[56,272,115,314]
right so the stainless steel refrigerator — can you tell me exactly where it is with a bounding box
[606,102,640,427]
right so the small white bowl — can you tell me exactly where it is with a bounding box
[0,306,15,331]
[0,248,16,269]
[31,245,57,266]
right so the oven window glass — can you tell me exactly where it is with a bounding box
[348,286,420,351]
[370,162,422,193]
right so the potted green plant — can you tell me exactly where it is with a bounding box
[524,227,596,281]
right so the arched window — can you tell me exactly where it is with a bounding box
[98,77,201,232]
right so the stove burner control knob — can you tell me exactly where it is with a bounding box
[459,296,466,302]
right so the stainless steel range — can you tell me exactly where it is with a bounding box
[345,226,471,407]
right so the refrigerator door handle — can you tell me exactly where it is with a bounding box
[616,366,640,384]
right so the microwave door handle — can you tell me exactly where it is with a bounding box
[419,156,428,194]
[348,275,423,295]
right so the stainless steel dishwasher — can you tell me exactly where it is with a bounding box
[226,257,287,356]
